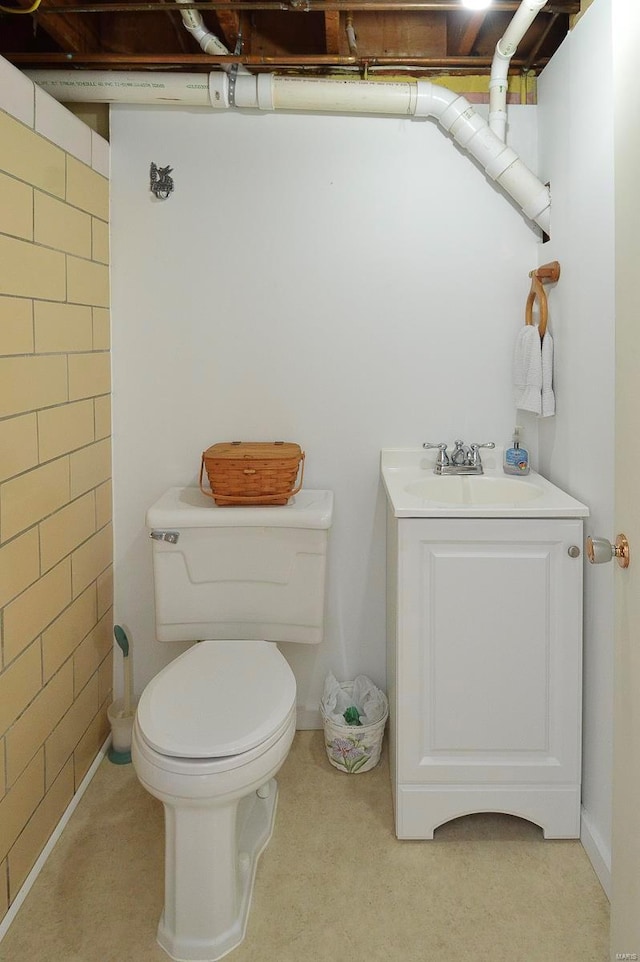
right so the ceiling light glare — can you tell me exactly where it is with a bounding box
[461,0,492,10]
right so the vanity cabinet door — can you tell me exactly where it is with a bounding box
[391,517,583,838]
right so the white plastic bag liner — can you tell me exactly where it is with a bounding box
[321,673,387,726]
[320,674,388,774]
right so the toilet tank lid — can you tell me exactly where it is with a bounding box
[146,487,333,530]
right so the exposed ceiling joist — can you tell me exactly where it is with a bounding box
[0,0,580,77]
[13,0,101,50]
[211,8,240,47]
[448,11,484,57]
[324,11,340,53]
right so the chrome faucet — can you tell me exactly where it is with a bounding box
[423,440,495,475]
[450,440,468,466]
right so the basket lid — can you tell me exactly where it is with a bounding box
[204,441,302,461]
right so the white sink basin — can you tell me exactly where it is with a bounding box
[381,448,589,519]
[404,475,544,506]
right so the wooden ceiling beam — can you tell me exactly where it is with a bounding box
[324,11,341,54]
[16,0,101,51]
[212,10,241,48]
[166,8,193,52]
[448,11,484,56]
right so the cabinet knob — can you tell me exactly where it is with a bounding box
[567,545,581,558]
[586,534,630,568]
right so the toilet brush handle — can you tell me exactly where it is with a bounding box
[114,625,134,717]
[123,654,132,717]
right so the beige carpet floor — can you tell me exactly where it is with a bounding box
[0,731,609,962]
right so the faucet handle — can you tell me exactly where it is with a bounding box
[423,442,449,466]
[469,441,496,465]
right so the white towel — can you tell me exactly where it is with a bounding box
[513,325,542,415]
[541,331,555,417]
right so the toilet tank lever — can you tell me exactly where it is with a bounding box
[150,530,180,544]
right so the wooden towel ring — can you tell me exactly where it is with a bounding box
[525,260,560,339]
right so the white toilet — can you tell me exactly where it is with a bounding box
[132,486,333,962]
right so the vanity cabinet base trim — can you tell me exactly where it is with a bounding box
[395,783,581,839]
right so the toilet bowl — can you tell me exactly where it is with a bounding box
[132,640,296,962]
[134,486,333,962]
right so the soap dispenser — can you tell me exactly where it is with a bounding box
[503,426,530,476]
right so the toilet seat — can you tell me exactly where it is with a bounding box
[136,640,296,760]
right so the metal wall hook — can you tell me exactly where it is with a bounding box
[150,162,174,199]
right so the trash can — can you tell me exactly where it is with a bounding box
[320,675,388,774]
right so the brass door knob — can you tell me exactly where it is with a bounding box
[586,534,630,568]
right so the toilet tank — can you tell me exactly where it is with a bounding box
[146,487,333,644]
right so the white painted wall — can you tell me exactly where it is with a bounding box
[110,103,542,725]
[537,0,615,893]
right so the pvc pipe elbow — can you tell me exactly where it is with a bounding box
[186,24,207,44]
[414,81,457,120]
[201,33,232,57]
[176,0,244,67]
[175,0,203,31]
[500,0,548,58]
[491,45,511,78]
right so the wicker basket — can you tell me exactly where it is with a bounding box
[200,441,305,506]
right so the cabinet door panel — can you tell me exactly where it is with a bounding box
[429,543,550,752]
[396,518,583,786]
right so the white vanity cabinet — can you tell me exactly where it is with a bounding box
[386,514,585,839]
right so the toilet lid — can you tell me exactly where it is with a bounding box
[136,641,296,758]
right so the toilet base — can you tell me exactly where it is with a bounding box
[158,779,278,962]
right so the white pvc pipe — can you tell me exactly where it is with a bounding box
[26,70,213,105]
[174,0,250,74]
[28,69,550,234]
[489,0,548,141]
[270,76,417,116]
[414,79,549,233]
[176,1,230,58]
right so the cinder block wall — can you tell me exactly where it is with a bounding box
[0,61,112,921]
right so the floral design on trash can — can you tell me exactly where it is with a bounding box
[327,735,373,773]
[321,676,388,774]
